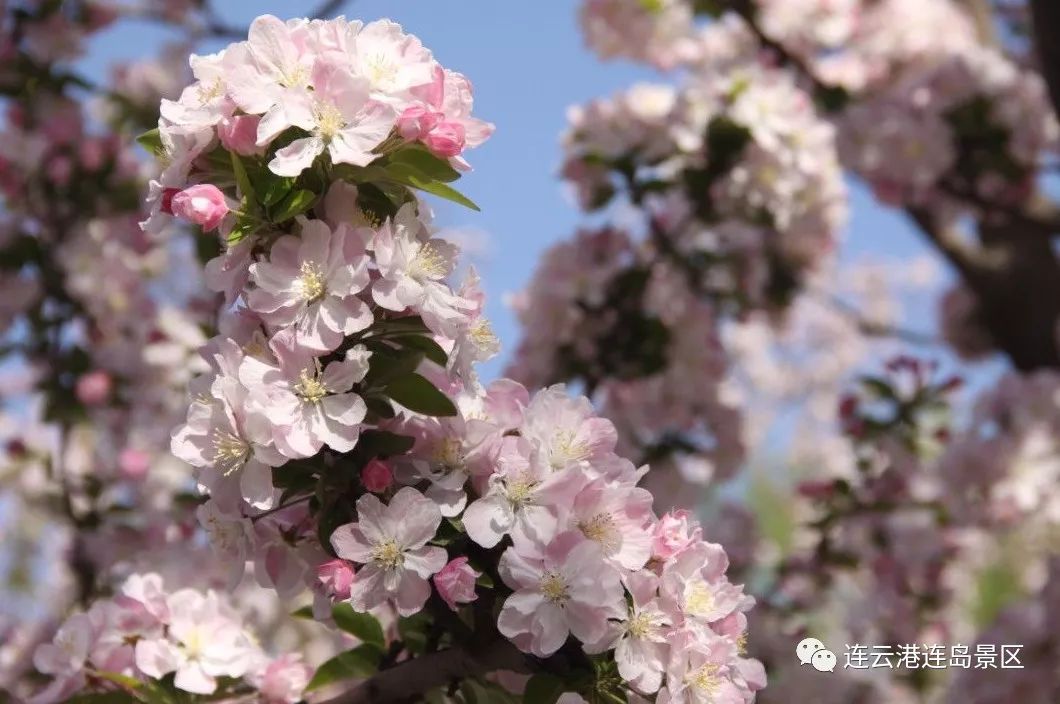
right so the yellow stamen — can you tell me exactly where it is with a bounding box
[539,572,569,603]
[298,260,326,302]
[371,539,404,569]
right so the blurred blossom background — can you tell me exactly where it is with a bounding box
[2,0,1059,703]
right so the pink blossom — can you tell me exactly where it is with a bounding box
[75,370,112,406]
[249,654,312,704]
[361,458,393,493]
[170,184,229,231]
[566,475,654,570]
[240,335,371,458]
[370,203,472,337]
[316,559,356,601]
[652,510,703,561]
[497,532,625,657]
[247,219,372,352]
[265,58,396,176]
[423,121,466,157]
[134,589,256,695]
[118,447,151,480]
[218,114,263,156]
[329,487,447,616]
[397,105,443,140]
[433,556,479,611]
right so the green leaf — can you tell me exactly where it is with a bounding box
[357,429,416,458]
[226,216,257,245]
[261,176,295,207]
[389,145,461,183]
[397,612,431,655]
[306,645,382,691]
[385,373,458,417]
[230,152,256,205]
[271,189,317,223]
[291,604,315,619]
[393,334,448,366]
[398,171,480,211]
[362,347,425,389]
[135,128,162,156]
[523,674,566,704]
[332,604,385,648]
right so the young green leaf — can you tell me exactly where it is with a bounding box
[332,604,386,648]
[522,674,566,704]
[306,645,382,691]
[135,128,163,156]
[270,189,317,223]
[230,152,256,207]
[385,373,458,417]
[389,145,461,183]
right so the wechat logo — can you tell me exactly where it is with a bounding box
[797,637,837,672]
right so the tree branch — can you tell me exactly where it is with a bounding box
[315,637,531,704]
[1030,0,1060,119]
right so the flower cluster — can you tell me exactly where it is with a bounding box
[137,14,762,703]
[31,572,310,703]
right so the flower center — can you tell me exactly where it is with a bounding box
[182,627,206,660]
[212,430,250,476]
[578,512,619,554]
[684,581,715,619]
[626,611,655,639]
[314,100,347,140]
[686,663,721,695]
[298,260,326,302]
[433,438,465,472]
[371,539,404,570]
[365,54,398,90]
[550,430,589,469]
[505,476,536,507]
[410,242,449,280]
[196,77,225,105]
[539,571,569,604]
[469,318,498,350]
[279,64,309,89]
[294,367,328,404]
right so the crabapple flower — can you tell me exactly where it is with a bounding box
[223,16,313,121]
[597,571,672,694]
[170,184,230,231]
[370,203,472,336]
[134,589,256,694]
[653,509,704,560]
[462,435,583,550]
[497,532,625,657]
[566,475,654,570]
[661,543,753,628]
[247,218,372,352]
[316,558,356,601]
[75,370,111,405]
[265,59,396,176]
[218,114,263,155]
[348,19,436,103]
[433,556,480,611]
[33,613,93,678]
[520,385,618,471]
[249,654,313,704]
[361,458,394,493]
[329,487,448,616]
[240,335,370,458]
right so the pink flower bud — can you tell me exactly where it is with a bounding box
[397,106,442,141]
[75,370,112,406]
[652,510,702,561]
[423,121,466,158]
[360,459,393,493]
[316,559,355,601]
[119,448,151,480]
[218,114,263,156]
[160,187,180,215]
[432,556,479,611]
[171,184,229,231]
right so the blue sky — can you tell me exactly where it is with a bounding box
[81,0,965,382]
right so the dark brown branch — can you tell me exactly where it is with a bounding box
[1030,0,1060,119]
[315,637,531,704]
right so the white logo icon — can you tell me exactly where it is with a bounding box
[796,637,826,665]
[812,648,837,672]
